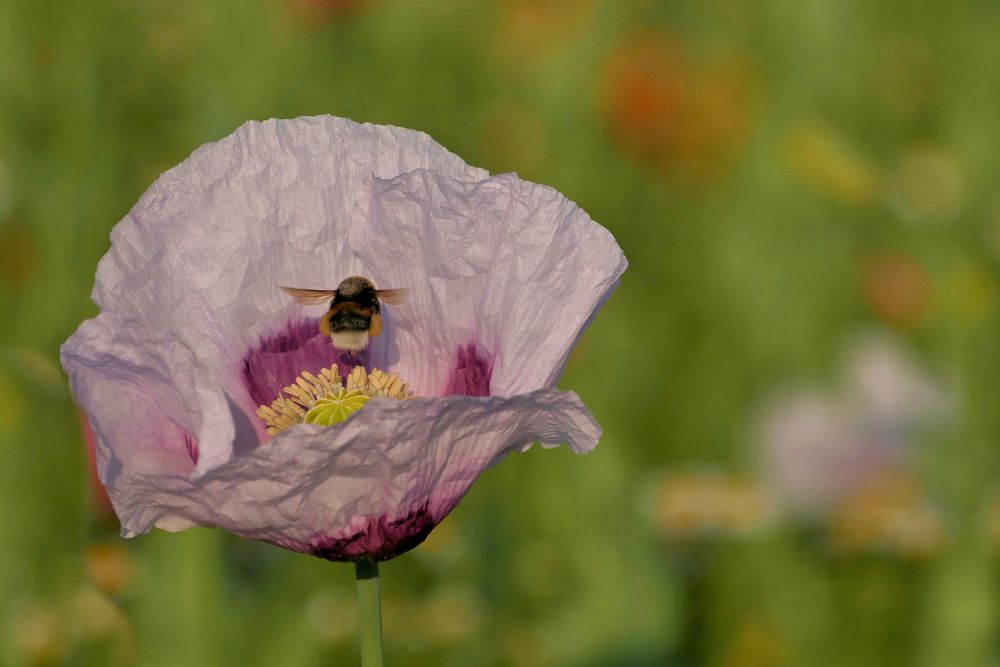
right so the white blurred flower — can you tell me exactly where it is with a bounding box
[758,333,949,517]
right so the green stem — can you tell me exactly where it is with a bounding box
[354,557,384,667]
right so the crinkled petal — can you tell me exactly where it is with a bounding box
[62,316,205,508]
[106,389,599,561]
[77,116,490,470]
[91,115,487,399]
[350,169,627,396]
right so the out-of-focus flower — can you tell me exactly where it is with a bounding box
[784,121,880,206]
[61,116,626,562]
[9,603,65,666]
[601,31,753,181]
[648,470,771,540]
[85,542,135,597]
[888,146,964,223]
[828,472,945,558]
[757,333,950,554]
[861,251,932,329]
[67,587,131,647]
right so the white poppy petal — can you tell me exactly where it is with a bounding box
[106,390,597,561]
[350,169,627,396]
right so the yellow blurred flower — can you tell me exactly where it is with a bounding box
[784,121,880,206]
[9,603,65,666]
[829,472,946,559]
[649,470,771,539]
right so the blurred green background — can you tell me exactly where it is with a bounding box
[2,0,1000,665]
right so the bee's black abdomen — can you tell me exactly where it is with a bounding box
[328,311,371,333]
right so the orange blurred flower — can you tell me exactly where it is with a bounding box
[602,31,754,181]
[85,542,135,597]
[861,252,932,328]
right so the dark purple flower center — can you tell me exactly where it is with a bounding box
[242,319,494,403]
[310,504,435,562]
[241,318,367,406]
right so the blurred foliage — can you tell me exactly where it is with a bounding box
[2,0,1000,665]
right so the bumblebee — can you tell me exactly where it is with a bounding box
[280,276,404,352]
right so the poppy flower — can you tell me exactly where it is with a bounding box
[61,116,626,562]
[757,333,949,516]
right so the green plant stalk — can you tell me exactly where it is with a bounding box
[355,557,384,667]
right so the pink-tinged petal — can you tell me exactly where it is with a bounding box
[90,116,487,406]
[349,169,627,397]
[102,390,598,561]
[60,314,250,481]
[62,320,200,530]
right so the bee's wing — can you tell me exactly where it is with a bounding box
[279,286,337,306]
[375,288,407,305]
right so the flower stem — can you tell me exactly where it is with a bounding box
[354,556,384,667]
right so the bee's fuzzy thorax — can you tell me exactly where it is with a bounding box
[335,276,376,301]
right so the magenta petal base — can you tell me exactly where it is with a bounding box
[310,505,435,562]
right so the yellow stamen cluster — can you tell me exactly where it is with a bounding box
[256,365,412,436]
